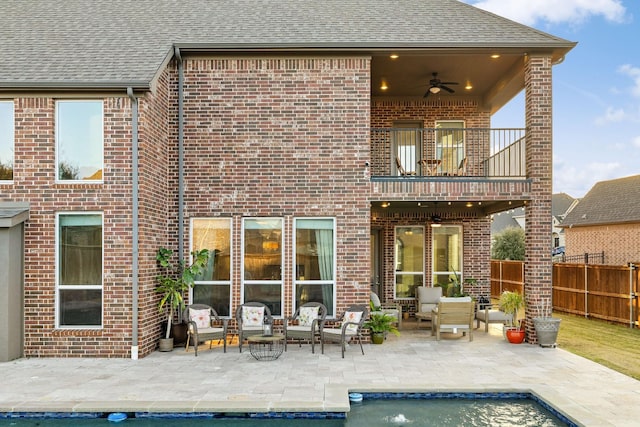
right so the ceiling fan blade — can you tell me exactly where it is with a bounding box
[423,89,431,98]
[440,85,455,93]
[440,81,458,85]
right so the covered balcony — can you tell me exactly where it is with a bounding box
[370,127,526,179]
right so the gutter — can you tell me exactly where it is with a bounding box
[175,47,185,261]
[127,87,140,360]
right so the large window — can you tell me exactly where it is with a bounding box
[191,218,232,316]
[57,213,103,328]
[243,218,283,316]
[435,120,464,175]
[0,101,13,181]
[432,225,463,295]
[56,100,103,181]
[395,226,424,299]
[294,218,336,316]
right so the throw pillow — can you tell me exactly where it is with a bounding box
[342,311,363,333]
[189,308,210,329]
[242,306,265,326]
[298,306,320,327]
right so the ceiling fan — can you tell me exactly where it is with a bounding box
[424,72,458,97]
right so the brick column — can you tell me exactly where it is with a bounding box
[524,55,553,343]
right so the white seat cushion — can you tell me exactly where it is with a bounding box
[323,328,357,336]
[477,309,512,322]
[287,325,313,333]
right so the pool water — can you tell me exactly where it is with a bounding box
[0,397,572,426]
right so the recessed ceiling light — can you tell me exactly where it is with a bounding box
[465,83,473,90]
[380,81,389,90]
[381,202,390,208]
[390,54,399,59]
[491,54,501,59]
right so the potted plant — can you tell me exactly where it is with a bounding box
[498,290,525,344]
[156,247,210,351]
[532,297,561,348]
[364,313,400,344]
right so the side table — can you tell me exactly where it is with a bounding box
[247,334,285,361]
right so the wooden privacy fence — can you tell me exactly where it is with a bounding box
[490,260,640,328]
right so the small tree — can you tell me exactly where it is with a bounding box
[492,226,525,260]
[156,247,210,340]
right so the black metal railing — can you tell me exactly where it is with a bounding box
[370,128,526,178]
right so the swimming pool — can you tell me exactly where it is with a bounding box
[0,392,577,426]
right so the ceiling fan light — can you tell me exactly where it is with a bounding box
[429,86,441,94]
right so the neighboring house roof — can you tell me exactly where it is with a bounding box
[0,0,575,90]
[491,193,577,235]
[560,175,640,228]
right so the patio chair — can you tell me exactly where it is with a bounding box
[235,302,273,353]
[431,297,475,341]
[454,157,467,175]
[475,299,514,332]
[414,286,442,328]
[283,302,327,353]
[183,304,228,356]
[320,304,368,358]
[396,156,416,176]
[370,292,402,329]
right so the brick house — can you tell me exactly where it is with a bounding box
[0,0,575,359]
[560,175,640,266]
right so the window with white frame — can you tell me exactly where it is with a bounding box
[56,100,103,181]
[190,218,232,316]
[242,218,283,317]
[0,101,14,181]
[394,226,424,299]
[293,217,336,317]
[435,120,465,175]
[432,225,463,295]
[57,213,103,327]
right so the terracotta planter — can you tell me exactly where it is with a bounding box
[505,327,525,344]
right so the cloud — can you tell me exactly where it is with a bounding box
[464,0,627,26]
[633,136,640,148]
[595,106,628,124]
[619,64,640,97]
[554,159,622,197]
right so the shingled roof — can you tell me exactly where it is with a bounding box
[0,0,575,90]
[560,175,640,228]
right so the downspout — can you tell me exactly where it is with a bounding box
[127,87,140,360]
[175,46,185,261]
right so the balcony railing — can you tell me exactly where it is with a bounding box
[370,128,526,179]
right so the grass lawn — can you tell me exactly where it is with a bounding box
[554,312,640,381]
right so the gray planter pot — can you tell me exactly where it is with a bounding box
[533,317,561,348]
[158,337,174,352]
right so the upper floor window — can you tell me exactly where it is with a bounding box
[56,100,103,182]
[56,213,103,328]
[0,101,14,181]
[435,120,465,175]
[190,218,232,317]
[293,218,336,316]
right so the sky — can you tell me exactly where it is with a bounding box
[462,0,640,198]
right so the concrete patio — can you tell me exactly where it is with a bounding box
[0,322,638,426]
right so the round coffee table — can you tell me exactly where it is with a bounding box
[247,334,285,361]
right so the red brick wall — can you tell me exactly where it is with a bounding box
[2,97,136,357]
[170,56,372,318]
[371,212,491,314]
[565,224,640,265]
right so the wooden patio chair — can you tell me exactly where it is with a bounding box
[431,297,475,341]
[396,156,416,176]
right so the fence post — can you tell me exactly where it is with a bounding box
[584,252,589,264]
[584,264,588,319]
[630,263,637,329]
